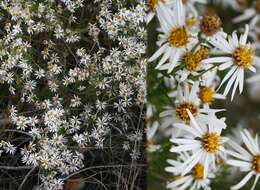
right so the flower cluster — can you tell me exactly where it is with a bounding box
[148,0,260,190]
[0,0,146,189]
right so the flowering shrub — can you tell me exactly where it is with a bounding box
[0,0,146,189]
[147,0,260,190]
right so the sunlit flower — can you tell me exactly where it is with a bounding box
[227,129,260,190]
[170,111,227,177]
[202,24,256,100]
[149,0,198,73]
[166,152,214,190]
[161,82,226,132]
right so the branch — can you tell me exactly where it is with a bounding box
[18,166,36,190]
[62,164,146,181]
[0,166,34,170]
[4,129,33,137]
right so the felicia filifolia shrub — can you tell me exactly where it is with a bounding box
[0,0,146,189]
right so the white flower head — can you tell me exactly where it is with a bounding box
[203,24,256,100]
[170,111,228,177]
[149,0,198,73]
[166,152,214,190]
[227,129,260,190]
[160,82,225,131]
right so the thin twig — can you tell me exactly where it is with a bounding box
[62,164,146,181]
[18,166,36,190]
[0,166,34,170]
[3,129,33,137]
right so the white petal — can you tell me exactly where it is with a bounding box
[149,43,168,62]
[166,176,190,188]
[251,174,260,190]
[218,66,237,90]
[167,49,181,73]
[202,57,232,64]
[231,73,239,101]
[240,24,249,45]
[174,123,200,137]
[218,61,233,71]
[170,138,200,145]
[233,9,256,23]
[228,139,252,160]
[241,131,258,155]
[231,171,254,190]
[156,46,172,67]
[189,82,199,101]
[223,68,238,96]
[187,110,203,136]
[170,143,200,153]
[248,66,256,72]
[181,150,203,176]
[227,159,252,168]
[226,150,251,161]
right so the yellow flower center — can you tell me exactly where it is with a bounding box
[199,86,215,104]
[255,0,260,13]
[168,27,189,48]
[175,102,198,122]
[201,132,221,154]
[192,164,204,180]
[252,155,260,173]
[233,45,254,68]
[184,46,209,71]
[186,17,196,28]
[147,0,164,11]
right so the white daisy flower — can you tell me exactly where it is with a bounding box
[233,0,260,28]
[165,152,214,190]
[172,45,210,82]
[149,0,198,73]
[161,82,222,127]
[226,129,260,190]
[170,111,228,177]
[202,24,256,100]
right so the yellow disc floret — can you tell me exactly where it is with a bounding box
[233,45,254,68]
[184,46,209,71]
[175,102,198,122]
[199,86,215,104]
[252,155,260,173]
[201,132,221,154]
[186,16,196,28]
[147,0,164,11]
[192,164,204,180]
[168,27,189,48]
